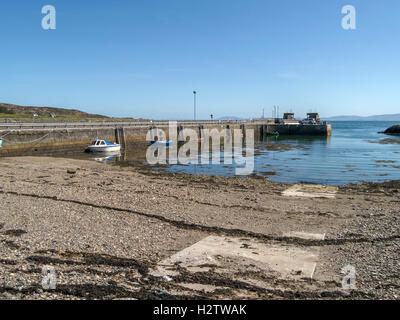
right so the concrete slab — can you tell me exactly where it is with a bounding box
[284,231,326,240]
[282,184,338,199]
[151,236,320,280]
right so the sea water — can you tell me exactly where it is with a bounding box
[165,121,400,185]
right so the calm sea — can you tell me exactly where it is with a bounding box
[164,121,400,186]
[46,121,400,186]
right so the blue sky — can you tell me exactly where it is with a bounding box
[0,0,399,119]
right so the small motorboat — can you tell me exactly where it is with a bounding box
[150,140,173,146]
[0,138,2,148]
[88,140,121,152]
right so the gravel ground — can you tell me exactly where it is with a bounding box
[0,157,398,299]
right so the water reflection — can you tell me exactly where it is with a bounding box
[91,151,123,164]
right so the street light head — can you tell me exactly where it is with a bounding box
[193,91,197,94]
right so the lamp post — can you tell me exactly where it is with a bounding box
[193,90,197,121]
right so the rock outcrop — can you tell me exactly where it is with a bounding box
[382,124,400,135]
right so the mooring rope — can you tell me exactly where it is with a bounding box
[0,131,14,139]
[26,132,51,144]
[0,132,51,144]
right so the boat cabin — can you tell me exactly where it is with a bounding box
[283,113,295,120]
[91,140,116,146]
[306,113,320,122]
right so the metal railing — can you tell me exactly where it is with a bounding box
[0,119,260,130]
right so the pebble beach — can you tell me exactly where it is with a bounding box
[0,157,399,299]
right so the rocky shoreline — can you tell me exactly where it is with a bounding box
[381,124,400,135]
[0,157,399,299]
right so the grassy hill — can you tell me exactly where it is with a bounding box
[0,102,152,122]
[0,102,110,121]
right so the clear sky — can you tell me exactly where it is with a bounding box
[0,0,399,119]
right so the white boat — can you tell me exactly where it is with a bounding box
[88,140,121,152]
[0,139,2,148]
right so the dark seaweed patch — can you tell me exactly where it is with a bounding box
[3,229,27,237]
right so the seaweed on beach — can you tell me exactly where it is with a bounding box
[367,138,400,145]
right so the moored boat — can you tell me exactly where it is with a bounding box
[88,140,121,152]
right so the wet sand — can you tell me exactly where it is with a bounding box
[0,157,399,299]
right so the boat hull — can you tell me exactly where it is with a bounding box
[88,145,121,152]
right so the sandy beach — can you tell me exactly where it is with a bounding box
[0,156,399,299]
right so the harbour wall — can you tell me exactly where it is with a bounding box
[0,121,331,155]
[0,122,244,155]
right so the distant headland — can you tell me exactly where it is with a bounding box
[323,114,400,121]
